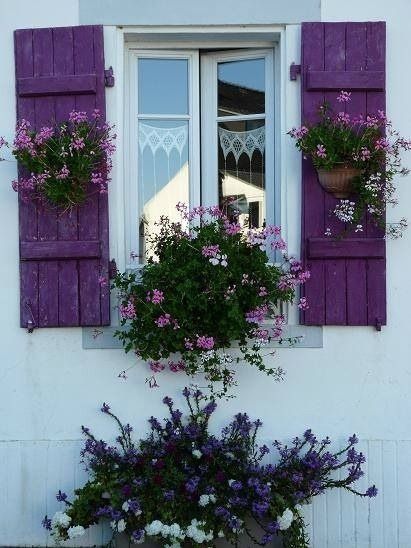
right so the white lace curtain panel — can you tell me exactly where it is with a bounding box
[218,125,265,179]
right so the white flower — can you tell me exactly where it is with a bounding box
[220,254,228,267]
[168,523,181,538]
[165,543,181,548]
[209,257,219,266]
[199,494,210,507]
[122,501,130,512]
[277,508,294,531]
[118,519,126,533]
[228,479,235,486]
[67,525,86,539]
[145,520,163,536]
[225,452,234,459]
[218,530,225,538]
[192,449,202,459]
[209,494,217,503]
[51,511,71,529]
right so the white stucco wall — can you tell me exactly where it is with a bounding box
[1,0,411,546]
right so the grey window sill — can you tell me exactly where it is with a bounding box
[82,325,323,349]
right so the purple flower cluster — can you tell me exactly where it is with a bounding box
[42,389,377,547]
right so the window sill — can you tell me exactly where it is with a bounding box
[82,325,323,349]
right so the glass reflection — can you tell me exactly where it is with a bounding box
[218,58,265,117]
[138,120,189,262]
[138,58,188,115]
[218,119,265,229]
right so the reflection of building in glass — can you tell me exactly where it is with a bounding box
[218,80,265,116]
[218,80,266,229]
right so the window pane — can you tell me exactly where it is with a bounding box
[138,58,188,114]
[218,119,265,229]
[138,120,189,262]
[218,58,265,117]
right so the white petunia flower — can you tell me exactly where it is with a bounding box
[122,501,129,512]
[209,494,217,503]
[168,523,181,538]
[218,530,225,538]
[117,519,126,533]
[161,524,171,537]
[67,525,86,539]
[277,508,294,531]
[51,511,71,529]
[199,494,210,507]
[192,449,202,459]
[145,520,163,536]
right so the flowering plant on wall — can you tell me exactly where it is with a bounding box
[112,203,310,397]
[0,109,115,208]
[42,388,377,548]
[288,91,411,238]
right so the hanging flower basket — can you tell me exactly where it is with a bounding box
[316,164,362,199]
[288,90,411,237]
[0,110,116,209]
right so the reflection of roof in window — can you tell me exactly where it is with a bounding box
[218,81,265,116]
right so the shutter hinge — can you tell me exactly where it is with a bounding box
[109,258,118,279]
[25,300,36,333]
[375,318,382,332]
[104,66,115,87]
[290,63,301,81]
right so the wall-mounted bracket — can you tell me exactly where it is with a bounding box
[290,63,301,81]
[104,66,115,87]
[25,300,36,333]
[109,258,118,279]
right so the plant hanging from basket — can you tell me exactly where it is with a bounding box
[288,91,411,238]
[112,203,310,397]
[0,110,116,208]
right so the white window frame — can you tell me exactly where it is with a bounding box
[200,48,276,230]
[124,48,200,270]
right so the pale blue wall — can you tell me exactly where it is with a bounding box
[79,0,321,25]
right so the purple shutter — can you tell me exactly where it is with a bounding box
[301,22,386,327]
[15,25,110,328]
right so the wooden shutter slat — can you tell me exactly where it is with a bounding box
[306,70,384,91]
[15,25,110,328]
[307,238,385,259]
[17,75,97,97]
[301,22,386,327]
[21,241,101,260]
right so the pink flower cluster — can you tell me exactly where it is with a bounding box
[119,301,136,319]
[91,172,107,194]
[7,110,116,206]
[245,304,269,324]
[316,144,327,158]
[34,126,54,145]
[69,110,88,123]
[196,335,215,350]
[146,289,164,304]
[155,313,171,327]
[201,245,221,258]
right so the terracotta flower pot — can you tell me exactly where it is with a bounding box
[316,165,362,199]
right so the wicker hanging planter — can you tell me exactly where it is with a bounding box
[316,164,362,199]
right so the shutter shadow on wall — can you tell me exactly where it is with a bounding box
[14,25,110,328]
[300,22,386,327]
